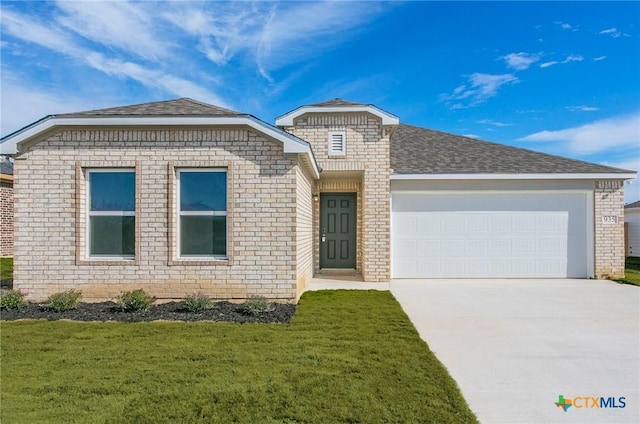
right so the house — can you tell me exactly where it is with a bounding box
[0,98,635,302]
[0,156,14,257]
[625,200,640,257]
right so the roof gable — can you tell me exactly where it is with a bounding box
[58,98,241,117]
[275,100,399,127]
[391,123,634,176]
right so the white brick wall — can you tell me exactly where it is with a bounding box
[14,128,305,302]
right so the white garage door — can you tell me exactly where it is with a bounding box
[391,192,591,278]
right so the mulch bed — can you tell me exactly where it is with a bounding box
[0,301,296,324]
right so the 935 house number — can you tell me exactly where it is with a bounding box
[601,216,618,224]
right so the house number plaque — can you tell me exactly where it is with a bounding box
[601,216,618,224]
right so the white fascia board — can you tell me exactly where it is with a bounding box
[391,172,638,180]
[275,106,399,126]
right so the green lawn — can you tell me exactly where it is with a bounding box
[617,256,640,286]
[1,290,477,423]
[0,257,12,282]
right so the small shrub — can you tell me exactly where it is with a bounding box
[241,295,275,316]
[182,292,213,313]
[0,288,25,309]
[116,289,154,312]
[44,290,81,312]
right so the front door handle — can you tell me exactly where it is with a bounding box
[321,228,326,243]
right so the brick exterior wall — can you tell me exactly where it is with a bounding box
[14,128,311,302]
[594,180,626,279]
[295,165,314,298]
[0,177,13,257]
[285,113,391,282]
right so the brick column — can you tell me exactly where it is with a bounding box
[594,180,625,279]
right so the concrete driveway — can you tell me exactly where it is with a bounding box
[391,279,640,424]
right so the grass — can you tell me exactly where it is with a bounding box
[0,290,477,423]
[616,256,640,286]
[0,257,12,282]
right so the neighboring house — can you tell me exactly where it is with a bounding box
[0,157,13,257]
[0,98,635,302]
[625,200,640,257]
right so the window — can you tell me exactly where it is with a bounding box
[177,169,227,258]
[328,131,346,156]
[87,170,135,258]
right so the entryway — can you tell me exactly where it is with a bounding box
[320,193,356,269]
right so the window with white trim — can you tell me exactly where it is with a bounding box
[328,131,346,156]
[87,169,135,258]
[177,169,228,258]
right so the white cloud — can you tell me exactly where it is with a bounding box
[518,113,640,155]
[463,134,480,139]
[477,119,513,127]
[554,21,578,31]
[599,27,630,38]
[441,73,519,108]
[594,56,607,61]
[566,105,600,112]
[540,54,584,68]
[540,61,559,68]
[84,53,229,107]
[0,6,230,109]
[1,9,82,56]
[160,1,388,80]
[0,75,105,137]
[501,52,541,71]
[55,1,168,60]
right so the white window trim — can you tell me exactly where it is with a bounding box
[176,168,228,259]
[86,168,135,260]
[328,131,347,156]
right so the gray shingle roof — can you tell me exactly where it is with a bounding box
[626,200,640,209]
[58,98,241,117]
[0,159,13,175]
[391,123,632,174]
[308,99,367,107]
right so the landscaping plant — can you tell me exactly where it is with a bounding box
[116,289,154,312]
[0,289,25,309]
[43,290,81,312]
[181,292,213,313]
[241,295,276,315]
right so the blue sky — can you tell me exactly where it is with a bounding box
[1,1,639,201]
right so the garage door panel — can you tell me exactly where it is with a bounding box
[420,239,441,254]
[395,239,418,256]
[391,192,589,278]
[420,217,442,232]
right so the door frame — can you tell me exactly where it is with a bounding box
[319,192,357,269]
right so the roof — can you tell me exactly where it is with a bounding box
[275,99,399,127]
[308,99,368,107]
[626,200,640,209]
[0,159,13,175]
[58,98,241,117]
[0,98,320,178]
[391,123,634,175]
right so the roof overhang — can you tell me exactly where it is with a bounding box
[275,105,399,127]
[0,115,320,178]
[391,172,638,180]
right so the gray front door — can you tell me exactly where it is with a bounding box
[320,193,356,269]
